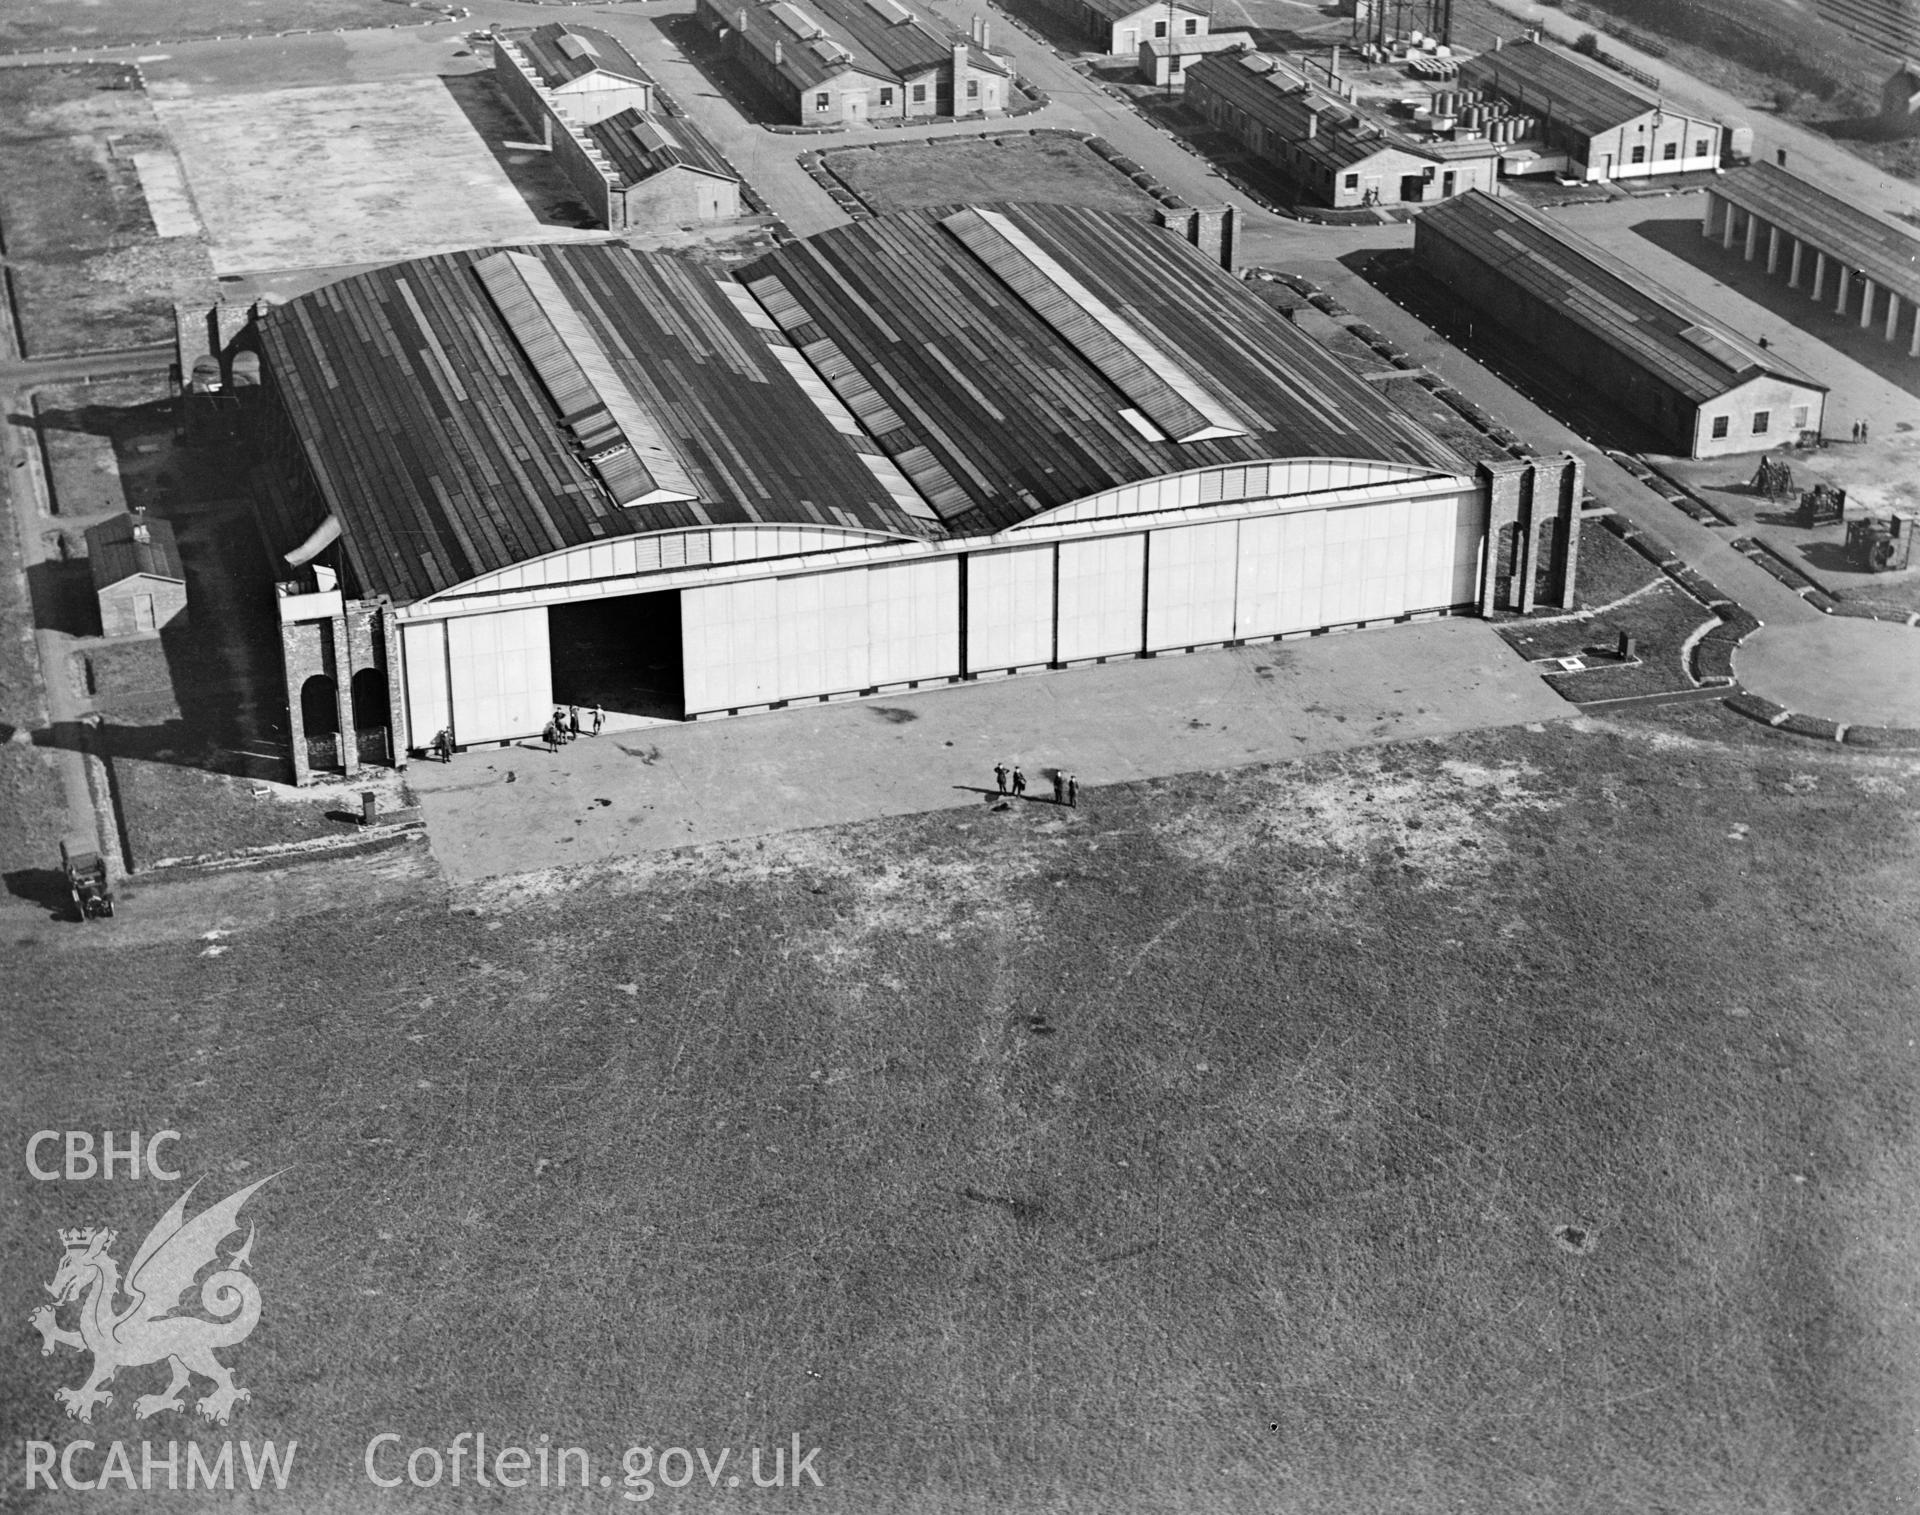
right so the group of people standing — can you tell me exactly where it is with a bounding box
[993,762,1077,808]
[542,703,604,752]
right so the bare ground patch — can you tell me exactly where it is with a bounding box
[155,77,606,275]
[0,63,214,354]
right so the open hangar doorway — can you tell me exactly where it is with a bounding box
[548,588,685,722]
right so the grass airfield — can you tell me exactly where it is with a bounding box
[9,712,1918,1511]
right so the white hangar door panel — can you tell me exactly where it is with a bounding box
[777,569,870,701]
[1056,534,1145,662]
[1447,489,1489,606]
[967,545,1054,672]
[867,559,960,687]
[402,622,450,749]
[445,607,551,743]
[682,578,781,713]
[1146,520,1238,651]
[1235,492,1485,639]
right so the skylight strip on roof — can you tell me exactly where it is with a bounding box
[769,2,821,38]
[474,250,699,508]
[941,208,1248,444]
[727,281,939,522]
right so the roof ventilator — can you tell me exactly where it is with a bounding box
[940,208,1250,444]
[474,250,700,509]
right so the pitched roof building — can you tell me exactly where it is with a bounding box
[696,0,1009,123]
[1050,0,1212,57]
[585,108,742,226]
[86,515,189,636]
[1455,38,1721,182]
[1417,189,1826,456]
[509,23,656,122]
[1187,52,1501,208]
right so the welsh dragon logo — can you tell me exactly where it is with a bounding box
[28,1176,275,1425]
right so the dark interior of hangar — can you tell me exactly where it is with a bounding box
[548,590,684,721]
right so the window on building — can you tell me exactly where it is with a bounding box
[912,84,926,102]
[1791,405,1809,430]
[1711,416,1730,439]
[1630,145,1646,163]
[1183,16,1198,32]
[880,87,894,105]
[1153,19,1168,36]
[814,92,830,110]
[1662,141,1677,160]
[966,78,978,98]
[1344,173,1359,189]
[1752,411,1770,434]
[1694,138,1709,156]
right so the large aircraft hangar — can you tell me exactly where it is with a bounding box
[245,203,1581,781]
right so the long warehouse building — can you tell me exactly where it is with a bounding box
[1416,190,1827,457]
[245,204,1582,782]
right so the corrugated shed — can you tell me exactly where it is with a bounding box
[256,243,926,605]
[587,107,739,186]
[1715,162,1920,311]
[736,203,1465,535]
[517,23,656,88]
[1456,39,1655,140]
[86,515,184,587]
[1418,190,1826,404]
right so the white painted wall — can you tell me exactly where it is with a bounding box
[1145,519,1238,650]
[1234,491,1483,638]
[967,545,1055,672]
[683,559,964,712]
[682,577,780,712]
[445,606,552,743]
[402,621,450,747]
[1057,534,1145,661]
[866,559,959,687]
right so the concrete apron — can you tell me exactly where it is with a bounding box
[408,619,1573,885]
[1735,617,1920,729]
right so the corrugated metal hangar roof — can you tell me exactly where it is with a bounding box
[737,203,1464,536]
[257,208,1467,602]
[256,243,930,604]
[1714,162,1920,311]
[1418,190,1824,405]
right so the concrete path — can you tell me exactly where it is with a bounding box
[1736,619,1920,728]
[407,619,1570,883]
